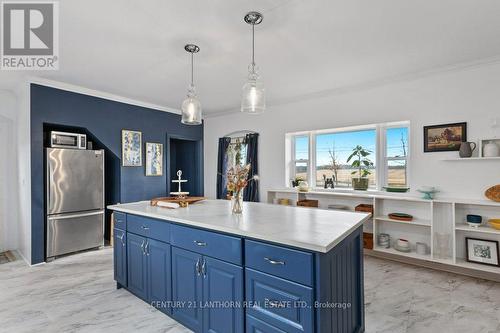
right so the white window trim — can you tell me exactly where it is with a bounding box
[286,121,410,191]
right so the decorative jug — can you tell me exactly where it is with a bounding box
[459,141,476,158]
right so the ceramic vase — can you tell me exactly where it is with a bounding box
[459,142,476,158]
[231,190,243,214]
[483,141,500,157]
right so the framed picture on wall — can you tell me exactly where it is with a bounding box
[122,130,142,166]
[423,122,467,152]
[145,142,163,176]
[466,237,499,267]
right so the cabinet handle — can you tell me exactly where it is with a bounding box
[264,257,285,265]
[119,234,125,247]
[145,241,150,256]
[195,258,201,276]
[142,225,149,230]
[201,259,207,278]
[193,240,207,247]
[140,240,145,255]
[265,298,285,308]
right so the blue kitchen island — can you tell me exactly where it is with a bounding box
[108,200,369,333]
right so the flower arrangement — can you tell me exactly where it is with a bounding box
[226,163,258,213]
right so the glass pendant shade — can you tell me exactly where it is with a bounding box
[241,66,265,114]
[241,12,265,114]
[181,84,202,125]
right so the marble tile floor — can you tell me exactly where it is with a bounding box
[1,248,500,333]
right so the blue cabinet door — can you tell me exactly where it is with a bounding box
[147,239,171,315]
[113,228,127,287]
[202,257,244,333]
[171,247,203,333]
[127,232,148,301]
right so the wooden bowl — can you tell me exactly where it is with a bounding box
[489,219,500,230]
[485,185,500,202]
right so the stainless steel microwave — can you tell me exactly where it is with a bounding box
[50,131,87,149]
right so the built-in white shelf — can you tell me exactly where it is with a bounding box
[268,188,500,279]
[375,216,431,227]
[374,246,431,261]
[455,224,500,235]
[455,259,500,274]
[442,157,500,161]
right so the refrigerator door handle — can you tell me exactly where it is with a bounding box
[47,210,103,220]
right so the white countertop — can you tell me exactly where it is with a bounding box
[108,200,370,253]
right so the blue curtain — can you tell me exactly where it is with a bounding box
[243,133,259,202]
[216,137,231,199]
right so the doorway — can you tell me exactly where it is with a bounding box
[167,135,203,196]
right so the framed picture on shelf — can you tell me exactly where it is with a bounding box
[145,142,163,176]
[423,122,467,152]
[122,130,142,166]
[466,237,499,267]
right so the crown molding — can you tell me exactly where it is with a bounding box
[27,77,182,115]
[206,55,500,118]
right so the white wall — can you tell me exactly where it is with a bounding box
[204,62,500,202]
[0,90,19,253]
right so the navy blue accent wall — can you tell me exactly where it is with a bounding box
[30,84,203,264]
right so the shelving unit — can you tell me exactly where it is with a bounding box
[374,216,431,227]
[442,157,500,161]
[268,189,500,279]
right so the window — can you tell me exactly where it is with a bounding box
[316,129,376,188]
[385,127,409,186]
[292,135,309,182]
[287,122,409,190]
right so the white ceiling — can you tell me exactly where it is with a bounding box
[2,0,500,115]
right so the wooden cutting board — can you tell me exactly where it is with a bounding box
[150,196,206,207]
[485,185,500,202]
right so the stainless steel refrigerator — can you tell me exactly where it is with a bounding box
[46,148,105,260]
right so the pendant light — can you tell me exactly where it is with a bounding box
[241,11,265,114]
[181,44,202,125]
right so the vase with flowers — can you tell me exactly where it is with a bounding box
[226,163,258,214]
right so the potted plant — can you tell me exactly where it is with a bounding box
[347,145,373,191]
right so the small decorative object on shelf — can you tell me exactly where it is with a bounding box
[466,237,500,267]
[417,186,439,200]
[297,181,309,192]
[466,214,482,228]
[363,232,374,250]
[394,238,411,252]
[378,233,391,248]
[388,213,413,221]
[355,204,374,217]
[297,199,318,207]
[416,242,428,255]
[481,139,500,157]
[383,186,410,193]
[226,163,258,214]
[323,175,335,189]
[459,141,476,158]
[291,176,304,188]
[489,219,500,230]
[277,198,290,205]
[347,145,373,191]
[485,185,500,202]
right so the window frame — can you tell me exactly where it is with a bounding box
[286,121,410,191]
[381,124,411,188]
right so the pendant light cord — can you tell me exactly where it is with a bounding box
[191,52,194,86]
[251,23,255,69]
